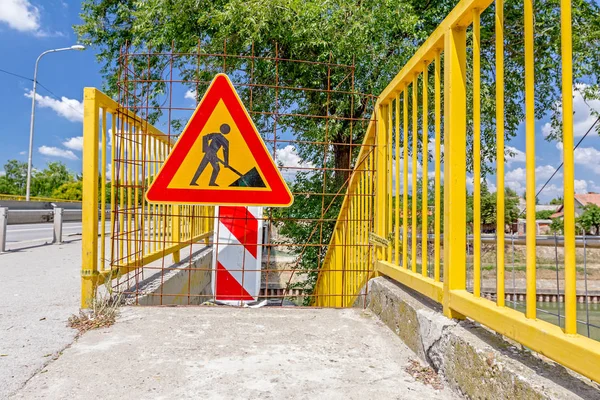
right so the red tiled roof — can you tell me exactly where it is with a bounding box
[575,193,600,207]
[551,211,563,219]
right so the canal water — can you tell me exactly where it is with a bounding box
[509,301,600,341]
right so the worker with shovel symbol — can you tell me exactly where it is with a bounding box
[190,123,231,187]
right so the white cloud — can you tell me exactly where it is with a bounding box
[275,145,314,181]
[62,136,84,151]
[19,151,26,155]
[542,84,600,137]
[0,0,40,33]
[556,142,600,174]
[535,164,561,181]
[506,145,525,164]
[185,89,197,101]
[501,164,562,196]
[38,145,78,160]
[588,180,600,193]
[575,179,588,193]
[24,90,83,122]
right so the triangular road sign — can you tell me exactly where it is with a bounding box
[146,73,293,207]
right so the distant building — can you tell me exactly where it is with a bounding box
[516,197,561,215]
[515,219,553,235]
[550,193,600,219]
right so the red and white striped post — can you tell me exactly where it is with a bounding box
[212,206,263,304]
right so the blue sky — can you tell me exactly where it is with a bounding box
[0,0,101,175]
[0,0,599,203]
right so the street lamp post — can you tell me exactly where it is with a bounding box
[25,45,85,201]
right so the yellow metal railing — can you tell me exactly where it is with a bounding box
[313,121,376,307]
[81,88,213,308]
[315,0,600,384]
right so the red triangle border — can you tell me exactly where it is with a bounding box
[146,74,293,207]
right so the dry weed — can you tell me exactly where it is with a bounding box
[405,359,444,390]
[68,288,122,334]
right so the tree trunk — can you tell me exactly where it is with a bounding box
[333,142,351,188]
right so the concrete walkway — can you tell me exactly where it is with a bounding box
[0,240,81,398]
[12,307,461,399]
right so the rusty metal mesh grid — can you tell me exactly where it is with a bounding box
[108,42,377,306]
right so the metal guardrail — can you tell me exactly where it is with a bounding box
[0,207,109,252]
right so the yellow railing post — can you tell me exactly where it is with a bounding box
[402,89,409,270]
[561,0,576,335]
[411,76,418,273]
[334,218,344,307]
[473,8,481,298]
[496,0,506,309]
[443,27,467,319]
[434,51,441,283]
[81,88,100,308]
[524,0,537,319]
[421,63,429,278]
[172,205,181,263]
[376,105,387,260]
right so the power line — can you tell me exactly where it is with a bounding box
[0,68,33,82]
[0,67,84,117]
[535,115,600,200]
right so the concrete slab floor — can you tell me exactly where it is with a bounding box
[0,240,81,399]
[11,307,462,399]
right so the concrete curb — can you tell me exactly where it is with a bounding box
[364,277,600,400]
[122,247,213,305]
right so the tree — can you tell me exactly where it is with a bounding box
[52,181,83,201]
[0,160,28,195]
[578,204,600,235]
[75,0,600,294]
[75,0,600,176]
[31,162,74,198]
[549,197,563,206]
[535,210,555,220]
[467,187,520,229]
[549,217,563,234]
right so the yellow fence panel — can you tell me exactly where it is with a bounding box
[81,88,213,308]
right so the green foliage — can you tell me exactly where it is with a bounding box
[0,160,28,195]
[75,0,600,174]
[535,210,555,220]
[271,171,342,298]
[31,162,75,198]
[467,187,520,227]
[52,181,83,201]
[549,197,563,205]
[0,160,77,198]
[549,217,564,234]
[578,204,600,235]
[0,160,108,202]
[74,0,600,295]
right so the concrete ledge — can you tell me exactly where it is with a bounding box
[365,277,600,400]
[123,247,213,305]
